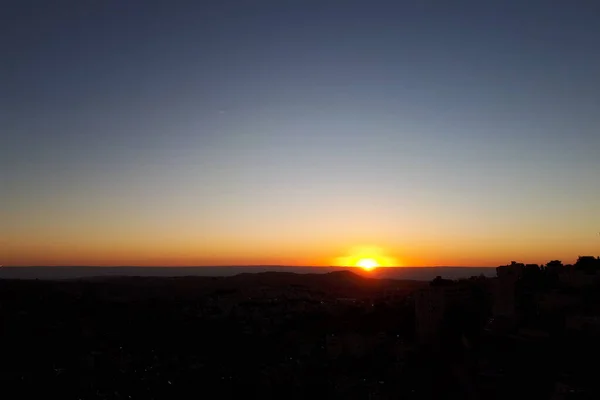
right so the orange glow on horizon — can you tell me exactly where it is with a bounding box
[3,236,593,268]
[333,246,401,269]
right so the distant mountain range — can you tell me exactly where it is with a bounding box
[0,266,496,281]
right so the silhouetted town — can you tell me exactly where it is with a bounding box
[2,257,599,399]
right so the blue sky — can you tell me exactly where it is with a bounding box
[3,0,600,266]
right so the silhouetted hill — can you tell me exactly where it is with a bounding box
[0,271,426,302]
[0,266,497,280]
[229,270,420,293]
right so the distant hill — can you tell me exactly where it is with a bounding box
[0,266,496,281]
[229,269,412,290]
[0,270,428,302]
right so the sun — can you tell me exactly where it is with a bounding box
[333,246,401,270]
[356,258,379,271]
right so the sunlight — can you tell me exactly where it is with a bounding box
[333,246,400,269]
[356,258,379,271]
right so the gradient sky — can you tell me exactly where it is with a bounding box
[3,0,600,267]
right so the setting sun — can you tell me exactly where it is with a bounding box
[333,246,400,269]
[356,258,379,271]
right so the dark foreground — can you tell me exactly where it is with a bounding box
[1,268,599,399]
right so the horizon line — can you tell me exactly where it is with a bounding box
[1,265,497,269]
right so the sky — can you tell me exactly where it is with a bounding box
[2,0,600,267]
